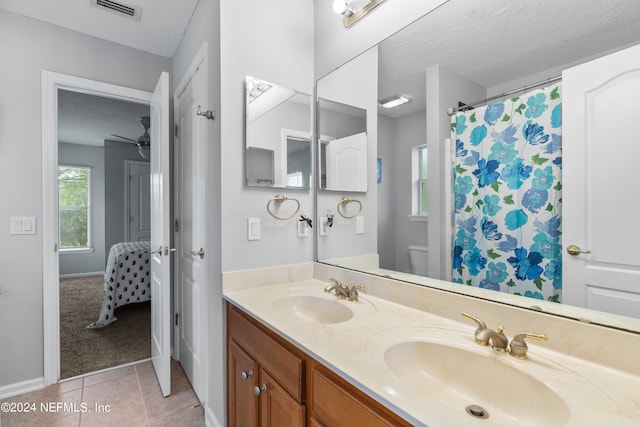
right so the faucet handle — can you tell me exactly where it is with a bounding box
[461,312,487,331]
[509,332,548,359]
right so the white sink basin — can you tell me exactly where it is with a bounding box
[384,340,570,426]
[272,295,354,324]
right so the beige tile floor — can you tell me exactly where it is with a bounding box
[0,359,205,427]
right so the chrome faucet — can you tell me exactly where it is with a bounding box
[461,312,509,352]
[324,278,364,302]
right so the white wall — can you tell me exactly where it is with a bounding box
[316,47,378,260]
[220,0,315,273]
[377,115,396,269]
[314,0,448,79]
[0,8,170,391]
[426,65,486,280]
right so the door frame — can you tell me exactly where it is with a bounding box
[42,71,152,385]
[172,42,210,403]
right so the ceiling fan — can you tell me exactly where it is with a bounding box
[110,116,151,159]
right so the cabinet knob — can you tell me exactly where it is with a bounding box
[253,384,267,396]
[240,370,253,381]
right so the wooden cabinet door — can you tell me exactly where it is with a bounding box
[228,339,259,427]
[259,369,305,427]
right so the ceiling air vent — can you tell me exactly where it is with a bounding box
[91,0,142,20]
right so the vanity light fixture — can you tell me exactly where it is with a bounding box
[246,76,272,103]
[379,95,411,109]
[333,0,387,28]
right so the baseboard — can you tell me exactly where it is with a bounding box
[0,377,45,400]
[205,405,224,427]
[59,272,104,279]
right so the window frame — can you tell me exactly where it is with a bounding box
[58,164,93,253]
[411,144,428,216]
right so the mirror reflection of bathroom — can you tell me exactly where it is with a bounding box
[318,97,368,192]
[244,76,312,189]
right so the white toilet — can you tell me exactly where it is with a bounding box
[409,245,429,276]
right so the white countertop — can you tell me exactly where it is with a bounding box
[224,278,640,427]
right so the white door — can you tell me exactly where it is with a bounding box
[150,71,172,397]
[325,132,367,191]
[562,43,640,317]
[175,63,208,400]
[127,161,151,242]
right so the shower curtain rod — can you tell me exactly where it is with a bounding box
[446,75,562,116]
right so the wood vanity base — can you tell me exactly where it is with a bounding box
[227,303,411,427]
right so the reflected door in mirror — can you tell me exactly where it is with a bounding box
[245,76,312,189]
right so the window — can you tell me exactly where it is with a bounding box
[58,165,91,251]
[412,145,428,215]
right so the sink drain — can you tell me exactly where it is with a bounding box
[465,404,489,419]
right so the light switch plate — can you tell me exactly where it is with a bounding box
[319,216,329,237]
[355,216,364,234]
[10,217,37,235]
[297,216,309,238]
[247,218,260,241]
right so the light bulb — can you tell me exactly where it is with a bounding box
[332,0,347,14]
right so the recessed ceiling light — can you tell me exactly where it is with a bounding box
[379,95,411,109]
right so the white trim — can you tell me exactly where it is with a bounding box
[205,405,224,427]
[173,42,210,405]
[280,128,312,188]
[59,272,104,279]
[42,70,152,386]
[0,377,44,400]
[59,247,95,254]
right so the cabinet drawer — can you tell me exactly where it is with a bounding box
[312,368,404,427]
[228,305,304,401]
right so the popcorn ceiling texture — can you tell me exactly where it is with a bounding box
[0,0,198,57]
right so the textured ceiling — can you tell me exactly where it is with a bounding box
[58,90,150,146]
[378,0,640,118]
[0,0,198,57]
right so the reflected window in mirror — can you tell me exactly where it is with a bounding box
[412,145,428,215]
[317,97,368,192]
[245,76,312,189]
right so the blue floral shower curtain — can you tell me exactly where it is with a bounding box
[451,85,562,302]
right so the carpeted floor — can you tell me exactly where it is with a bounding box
[59,275,151,379]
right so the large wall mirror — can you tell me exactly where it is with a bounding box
[245,76,312,189]
[316,0,640,333]
[317,98,368,192]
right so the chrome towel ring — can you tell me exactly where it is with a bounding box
[337,197,362,219]
[267,194,301,220]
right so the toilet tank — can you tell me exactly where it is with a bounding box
[409,245,429,276]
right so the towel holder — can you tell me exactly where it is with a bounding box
[337,197,363,219]
[267,194,301,220]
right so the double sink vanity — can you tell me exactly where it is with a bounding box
[224,263,640,426]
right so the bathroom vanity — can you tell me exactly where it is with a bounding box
[227,303,411,426]
[223,263,640,426]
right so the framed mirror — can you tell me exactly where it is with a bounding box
[317,98,368,192]
[244,76,312,189]
[316,0,640,333]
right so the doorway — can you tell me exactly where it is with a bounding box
[42,71,170,386]
[57,89,152,378]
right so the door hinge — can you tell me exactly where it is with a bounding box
[174,219,179,232]
[174,124,179,137]
[175,313,179,326]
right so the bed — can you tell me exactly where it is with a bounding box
[87,241,151,329]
